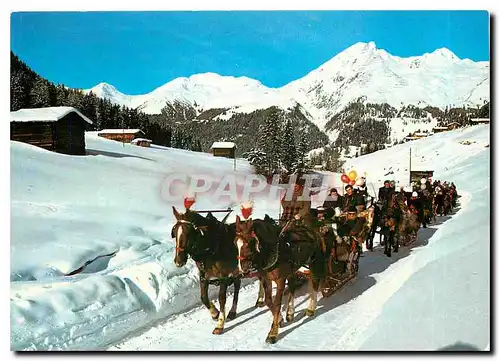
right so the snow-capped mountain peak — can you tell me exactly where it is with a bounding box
[83,41,489,133]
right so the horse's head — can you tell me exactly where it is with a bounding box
[171,206,207,267]
[234,215,260,274]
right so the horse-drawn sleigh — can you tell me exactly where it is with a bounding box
[170,196,376,343]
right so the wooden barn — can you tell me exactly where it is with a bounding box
[131,138,152,147]
[10,106,93,155]
[446,122,461,130]
[471,118,490,124]
[432,126,449,133]
[210,142,236,158]
[97,129,144,143]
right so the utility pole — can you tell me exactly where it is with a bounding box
[409,147,412,185]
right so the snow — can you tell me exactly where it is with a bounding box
[98,129,143,134]
[10,131,280,350]
[10,106,93,125]
[131,138,152,144]
[10,124,490,351]
[210,141,236,149]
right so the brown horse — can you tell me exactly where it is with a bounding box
[234,215,327,344]
[172,206,264,335]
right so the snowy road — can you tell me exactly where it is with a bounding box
[110,190,487,351]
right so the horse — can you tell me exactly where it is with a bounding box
[234,214,327,344]
[171,206,264,335]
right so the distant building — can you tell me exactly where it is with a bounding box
[210,142,236,158]
[432,126,449,133]
[471,118,490,124]
[446,122,461,130]
[131,138,152,147]
[412,132,429,138]
[10,106,93,155]
[98,129,144,143]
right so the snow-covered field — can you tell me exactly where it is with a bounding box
[10,125,491,351]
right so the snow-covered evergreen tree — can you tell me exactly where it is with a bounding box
[30,78,51,108]
[281,118,297,173]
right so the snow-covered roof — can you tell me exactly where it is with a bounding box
[471,118,490,122]
[210,142,236,149]
[413,132,429,137]
[98,129,144,134]
[131,138,152,144]
[10,106,93,125]
[433,126,449,130]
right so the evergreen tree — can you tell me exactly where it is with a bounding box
[30,78,51,108]
[280,118,297,173]
[10,70,27,111]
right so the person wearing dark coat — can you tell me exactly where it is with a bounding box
[342,185,365,212]
[323,188,344,210]
[408,191,425,227]
[378,180,395,210]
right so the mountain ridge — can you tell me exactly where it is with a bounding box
[83,41,489,134]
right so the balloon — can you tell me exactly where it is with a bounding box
[349,179,356,186]
[420,178,427,184]
[420,184,426,190]
[341,174,350,184]
[348,170,358,181]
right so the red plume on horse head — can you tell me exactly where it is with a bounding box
[240,200,254,220]
[184,196,196,210]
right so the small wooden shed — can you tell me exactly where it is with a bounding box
[97,129,144,143]
[210,142,236,158]
[471,118,490,124]
[10,106,93,155]
[131,138,152,147]
[432,126,449,133]
[446,122,461,130]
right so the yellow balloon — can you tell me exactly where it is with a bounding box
[348,170,357,181]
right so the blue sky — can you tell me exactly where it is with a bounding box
[11,11,489,94]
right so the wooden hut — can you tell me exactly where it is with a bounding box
[432,126,449,133]
[471,118,490,124]
[446,122,461,130]
[131,138,152,147]
[97,129,144,143]
[10,106,93,155]
[210,142,236,158]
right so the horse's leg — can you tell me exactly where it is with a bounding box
[285,275,297,322]
[200,278,219,320]
[213,281,229,335]
[305,276,319,317]
[265,277,286,344]
[263,277,273,310]
[227,278,240,320]
[255,277,265,308]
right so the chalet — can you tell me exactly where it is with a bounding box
[412,132,429,138]
[471,118,490,124]
[98,129,144,143]
[10,106,93,155]
[131,138,152,147]
[432,126,449,133]
[403,136,421,142]
[210,142,236,158]
[446,122,461,130]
